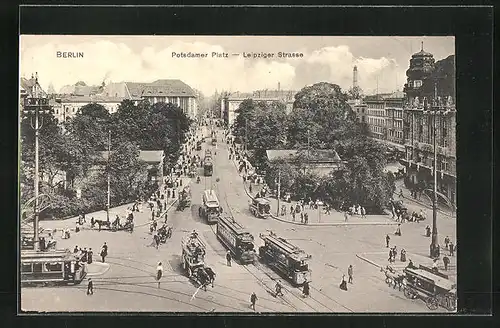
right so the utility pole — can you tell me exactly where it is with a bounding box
[276,170,281,217]
[106,130,111,222]
[430,82,440,258]
[24,72,50,251]
[245,118,248,154]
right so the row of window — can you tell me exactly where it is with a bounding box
[389,130,403,139]
[368,117,385,127]
[370,125,384,134]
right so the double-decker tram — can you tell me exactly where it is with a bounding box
[21,249,87,286]
[199,190,222,224]
[258,231,312,286]
[217,216,255,264]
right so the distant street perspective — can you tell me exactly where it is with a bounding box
[20,36,456,313]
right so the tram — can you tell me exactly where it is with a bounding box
[21,249,87,285]
[204,159,213,176]
[199,189,222,224]
[180,231,207,281]
[258,231,312,286]
[217,216,255,264]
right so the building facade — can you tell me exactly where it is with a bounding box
[54,96,126,123]
[266,149,344,177]
[401,45,456,205]
[222,89,297,126]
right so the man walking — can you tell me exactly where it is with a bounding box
[347,265,353,284]
[449,241,455,256]
[443,256,450,271]
[100,242,108,263]
[226,251,232,267]
[250,292,258,311]
[361,206,366,219]
[386,234,391,248]
[86,278,93,295]
[87,248,93,264]
[156,262,163,288]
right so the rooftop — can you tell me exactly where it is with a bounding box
[266,149,342,163]
[125,79,196,97]
[61,95,126,103]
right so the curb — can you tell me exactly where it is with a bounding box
[231,156,399,227]
[356,254,384,269]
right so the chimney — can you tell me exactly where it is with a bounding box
[278,82,281,92]
[353,66,358,89]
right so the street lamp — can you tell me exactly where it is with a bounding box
[22,72,51,251]
[425,83,451,259]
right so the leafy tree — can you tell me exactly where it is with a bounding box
[104,141,149,205]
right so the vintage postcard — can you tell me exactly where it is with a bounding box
[19,35,456,313]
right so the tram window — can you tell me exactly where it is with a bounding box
[33,263,43,273]
[21,263,32,273]
[46,263,62,272]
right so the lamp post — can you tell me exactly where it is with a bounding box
[23,73,51,251]
[106,130,111,222]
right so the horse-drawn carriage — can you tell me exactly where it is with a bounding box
[158,225,173,243]
[177,186,192,211]
[403,266,457,311]
[381,265,406,291]
[180,231,214,288]
[382,263,456,311]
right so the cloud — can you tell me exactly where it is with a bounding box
[304,46,403,94]
[20,39,404,95]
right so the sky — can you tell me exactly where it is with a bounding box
[20,36,454,96]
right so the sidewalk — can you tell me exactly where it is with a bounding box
[394,180,455,219]
[229,151,398,226]
[357,251,457,282]
[39,176,192,232]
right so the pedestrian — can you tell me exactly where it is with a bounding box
[100,242,108,263]
[88,248,93,264]
[425,225,431,237]
[339,274,348,291]
[86,278,93,295]
[154,233,160,249]
[275,280,283,297]
[399,189,403,198]
[386,234,391,248]
[388,248,393,262]
[361,206,366,218]
[344,211,349,222]
[281,205,286,216]
[226,250,232,267]
[391,205,395,219]
[400,248,406,262]
[449,241,454,256]
[290,205,294,215]
[444,236,450,248]
[73,245,79,253]
[443,256,450,271]
[300,212,304,223]
[156,262,163,288]
[81,248,88,263]
[347,265,353,284]
[302,279,310,297]
[292,211,296,222]
[249,183,252,194]
[250,292,257,311]
[304,213,309,224]
[395,224,402,236]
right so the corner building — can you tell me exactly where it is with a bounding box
[401,47,456,206]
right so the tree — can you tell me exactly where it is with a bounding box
[104,141,149,205]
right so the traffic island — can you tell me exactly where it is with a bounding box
[86,262,110,277]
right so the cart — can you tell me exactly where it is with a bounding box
[402,266,457,311]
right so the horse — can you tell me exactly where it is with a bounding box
[95,220,111,230]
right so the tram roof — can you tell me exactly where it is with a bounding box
[203,190,219,203]
[219,216,251,235]
[261,234,310,261]
[404,268,455,290]
[21,249,75,262]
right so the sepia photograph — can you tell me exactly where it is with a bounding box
[19,35,457,313]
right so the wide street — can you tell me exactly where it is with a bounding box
[21,126,457,313]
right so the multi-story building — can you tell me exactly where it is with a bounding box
[401,45,456,205]
[54,95,126,123]
[384,93,405,146]
[222,89,297,126]
[364,97,386,142]
[117,79,198,119]
[348,99,367,124]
